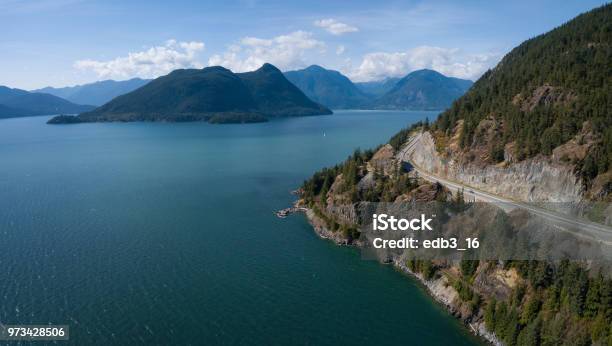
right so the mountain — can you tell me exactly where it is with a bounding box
[0,104,30,118]
[0,85,30,102]
[300,5,612,346]
[0,85,95,119]
[48,64,331,124]
[284,65,370,109]
[354,77,400,97]
[374,69,473,110]
[433,3,611,194]
[283,66,471,110]
[34,78,151,106]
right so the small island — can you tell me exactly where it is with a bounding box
[48,63,331,125]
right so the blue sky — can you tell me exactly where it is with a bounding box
[0,0,607,89]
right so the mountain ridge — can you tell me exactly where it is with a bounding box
[374,69,473,110]
[34,78,151,106]
[284,65,472,110]
[284,65,371,109]
[49,63,331,124]
[0,86,95,119]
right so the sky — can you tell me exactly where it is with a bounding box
[0,0,607,90]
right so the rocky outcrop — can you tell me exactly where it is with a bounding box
[304,208,356,245]
[511,85,576,112]
[393,258,504,345]
[369,144,396,175]
[406,132,584,202]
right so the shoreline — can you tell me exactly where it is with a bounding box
[298,204,501,346]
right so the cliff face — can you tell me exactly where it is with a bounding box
[405,132,584,202]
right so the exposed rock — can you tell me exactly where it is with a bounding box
[512,85,576,112]
[369,144,396,175]
[590,172,612,203]
[394,183,440,203]
[473,267,520,301]
[357,171,376,192]
[504,142,516,163]
[304,208,352,245]
[406,132,584,202]
[552,121,598,163]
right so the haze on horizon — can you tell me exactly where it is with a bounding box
[0,0,606,90]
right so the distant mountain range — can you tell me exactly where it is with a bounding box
[0,86,95,119]
[49,63,331,124]
[374,69,473,110]
[34,78,151,106]
[284,66,472,110]
[3,63,472,123]
[284,65,370,109]
[354,78,401,97]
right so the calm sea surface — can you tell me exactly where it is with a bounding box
[0,111,482,345]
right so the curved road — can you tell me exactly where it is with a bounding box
[399,133,612,246]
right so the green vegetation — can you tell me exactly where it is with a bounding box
[208,112,268,124]
[302,124,611,346]
[49,63,331,124]
[406,258,438,280]
[302,146,422,206]
[388,120,427,150]
[483,260,612,346]
[433,4,611,182]
[46,115,84,124]
[300,7,612,344]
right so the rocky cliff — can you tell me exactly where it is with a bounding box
[405,132,584,202]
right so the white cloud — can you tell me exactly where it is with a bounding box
[208,31,325,72]
[74,40,205,79]
[336,45,345,55]
[347,46,499,82]
[314,18,358,35]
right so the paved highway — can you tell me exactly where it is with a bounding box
[398,133,612,246]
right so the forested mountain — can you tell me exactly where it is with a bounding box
[0,85,95,119]
[284,67,471,110]
[0,104,30,118]
[48,64,331,124]
[374,69,472,110]
[433,4,611,185]
[34,78,150,106]
[284,65,370,109]
[299,4,612,346]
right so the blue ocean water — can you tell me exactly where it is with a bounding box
[0,111,482,345]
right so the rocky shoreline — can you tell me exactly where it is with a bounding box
[298,203,501,345]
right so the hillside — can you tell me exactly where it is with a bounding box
[34,78,150,106]
[0,85,95,119]
[298,4,612,346]
[0,104,30,118]
[49,64,331,124]
[432,4,611,193]
[0,85,29,102]
[374,69,472,110]
[284,65,370,109]
[283,67,471,110]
